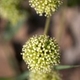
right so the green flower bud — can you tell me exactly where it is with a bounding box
[21,35,60,73]
[0,0,26,25]
[29,71,61,80]
[29,0,62,17]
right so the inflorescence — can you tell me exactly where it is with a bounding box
[21,35,60,73]
[29,0,62,17]
[29,70,61,80]
[0,0,26,25]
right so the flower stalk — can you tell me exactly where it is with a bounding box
[44,17,51,35]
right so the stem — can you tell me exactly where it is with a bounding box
[44,17,51,35]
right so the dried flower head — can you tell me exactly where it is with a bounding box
[29,0,62,17]
[0,0,25,25]
[21,35,60,73]
[29,70,61,80]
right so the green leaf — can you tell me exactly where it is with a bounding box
[0,77,14,80]
[0,71,29,80]
[16,71,29,80]
[54,65,80,70]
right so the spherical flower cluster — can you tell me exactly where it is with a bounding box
[21,35,60,73]
[29,0,62,17]
[29,70,61,80]
[0,0,26,25]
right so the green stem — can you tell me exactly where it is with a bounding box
[44,17,51,35]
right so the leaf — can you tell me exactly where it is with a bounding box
[0,77,14,80]
[54,65,80,70]
[16,71,29,80]
[0,71,29,80]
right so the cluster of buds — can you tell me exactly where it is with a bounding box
[29,70,61,80]
[0,0,26,25]
[21,35,60,73]
[29,0,62,17]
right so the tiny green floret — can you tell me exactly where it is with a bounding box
[21,35,60,73]
[29,0,62,17]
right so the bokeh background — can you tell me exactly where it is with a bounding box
[0,0,80,80]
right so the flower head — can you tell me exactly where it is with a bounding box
[0,0,26,25]
[21,35,60,73]
[29,0,62,17]
[29,70,61,80]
